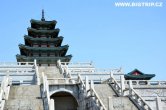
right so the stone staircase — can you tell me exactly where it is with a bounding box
[38,66,63,78]
[94,84,138,110]
[4,85,43,110]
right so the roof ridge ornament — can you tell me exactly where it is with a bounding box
[41,9,45,21]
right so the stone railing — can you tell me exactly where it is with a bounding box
[0,61,36,85]
[128,80,152,110]
[0,62,35,72]
[57,60,65,75]
[103,74,153,110]
[77,74,86,93]
[61,61,93,66]
[42,73,50,110]
[41,72,59,110]
[0,62,34,66]
[17,62,34,66]
[47,78,76,85]
[102,73,125,96]
[61,61,95,74]
[77,75,106,110]
[89,84,107,110]
[0,75,12,110]
[57,60,72,78]
[125,80,166,87]
[70,69,124,78]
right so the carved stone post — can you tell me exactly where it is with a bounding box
[85,76,89,91]
[37,66,40,85]
[90,80,94,90]
[77,73,80,83]
[156,96,161,110]
[129,80,133,96]
[108,97,113,110]
[110,71,113,83]
[90,80,94,99]
[49,99,55,110]
[42,72,46,95]
[34,59,37,66]
[35,65,40,85]
[120,75,125,96]
[57,59,61,67]
[45,76,50,102]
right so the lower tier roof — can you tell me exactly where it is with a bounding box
[16,55,72,63]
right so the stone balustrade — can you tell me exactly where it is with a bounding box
[57,60,73,78]
[42,72,50,110]
[128,81,152,110]
[107,75,123,96]
[61,61,93,67]
[59,60,124,83]
[0,75,12,110]
[0,60,39,85]
[61,61,95,74]
[47,78,77,85]
[0,62,34,66]
[77,74,87,93]
[77,75,106,110]
[57,60,154,109]
[34,59,40,85]
[125,80,166,87]
[103,74,153,110]
[57,60,65,75]
[88,86,107,110]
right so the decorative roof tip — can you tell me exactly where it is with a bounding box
[41,9,45,21]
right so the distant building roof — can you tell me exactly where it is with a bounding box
[124,69,155,80]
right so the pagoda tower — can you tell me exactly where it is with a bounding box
[16,10,72,66]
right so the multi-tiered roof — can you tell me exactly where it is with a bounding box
[16,10,72,66]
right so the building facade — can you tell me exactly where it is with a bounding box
[0,11,165,110]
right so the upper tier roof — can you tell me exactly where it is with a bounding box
[24,35,63,46]
[30,19,57,29]
[28,28,60,37]
[19,44,69,51]
[24,35,63,42]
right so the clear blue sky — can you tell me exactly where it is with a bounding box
[0,0,165,80]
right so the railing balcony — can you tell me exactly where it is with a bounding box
[125,80,166,87]
[47,78,77,85]
[0,62,34,66]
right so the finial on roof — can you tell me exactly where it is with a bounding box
[41,9,45,21]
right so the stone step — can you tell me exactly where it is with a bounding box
[94,84,138,110]
[94,84,115,109]
[46,74,63,79]
[38,66,64,78]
